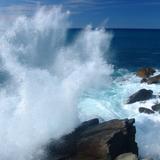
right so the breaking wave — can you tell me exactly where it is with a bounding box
[0,6,113,160]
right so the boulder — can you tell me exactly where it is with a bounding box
[151,103,160,112]
[114,153,138,160]
[146,74,160,84]
[136,67,155,78]
[139,107,154,114]
[45,119,138,160]
[127,89,153,104]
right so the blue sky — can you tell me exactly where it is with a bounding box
[1,0,160,28]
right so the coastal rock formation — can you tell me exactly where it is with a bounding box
[45,118,138,160]
[151,103,160,112]
[126,89,153,104]
[114,153,138,160]
[139,107,154,114]
[146,74,160,84]
[136,67,155,78]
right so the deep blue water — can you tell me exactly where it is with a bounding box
[110,29,160,69]
[68,29,160,70]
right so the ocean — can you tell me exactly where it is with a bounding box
[0,6,160,160]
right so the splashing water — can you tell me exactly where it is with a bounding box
[79,69,160,160]
[0,6,113,160]
[1,5,160,160]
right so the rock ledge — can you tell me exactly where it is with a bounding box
[45,118,138,160]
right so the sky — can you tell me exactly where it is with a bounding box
[0,0,160,29]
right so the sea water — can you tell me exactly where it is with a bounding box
[0,6,160,160]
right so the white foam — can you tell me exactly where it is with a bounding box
[79,70,160,159]
[0,6,113,160]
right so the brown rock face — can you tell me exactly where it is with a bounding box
[146,74,160,84]
[136,67,155,78]
[45,119,138,160]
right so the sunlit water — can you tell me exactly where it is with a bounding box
[0,5,160,160]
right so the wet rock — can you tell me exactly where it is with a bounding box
[139,107,154,114]
[146,74,160,84]
[45,119,138,160]
[151,103,160,112]
[136,67,155,78]
[114,153,138,160]
[140,78,148,83]
[127,89,153,104]
[45,118,99,160]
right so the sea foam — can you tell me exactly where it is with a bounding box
[79,70,160,159]
[0,6,113,160]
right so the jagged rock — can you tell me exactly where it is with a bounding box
[127,89,153,104]
[139,107,154,114]
[45,119,138,160]
[151,103,160,111]
[114,153,138,160]
[45,118,99,160]
[146,74,160,84]
[136,67,155,78]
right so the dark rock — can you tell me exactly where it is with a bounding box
[45,118,100,160]
[140,78,148,83]
[136,67,155,78]
[75,118,99,134]
[139,107,154,114]
[45,119,138,160]
[127,89,153,104]
[146,74,160,84]
[151,103,160,111]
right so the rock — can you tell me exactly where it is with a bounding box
[45,119,138,160]
[139,107,154,114]
[151,103,160,111]
[114,153,138,160]
[146,74,160,84]
[136,67,155,78]
[127,89,153,104]
[45,118,100,160]
[140,78,148,83]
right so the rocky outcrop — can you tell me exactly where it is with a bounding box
[146,74,160,84]
[151,103,160,112]
[126,89,153,104]
[45,118,138,160]
[139,107,154,114]
[114,153,138,160]
[136,67,155,78]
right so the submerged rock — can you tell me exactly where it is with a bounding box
[127,89,153,104]
[139,107,154,114]
[151,103,160,112]
[114,153,138,160]
[45,119,138,160]
[136,67,155,78]
[146,74,160,84]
